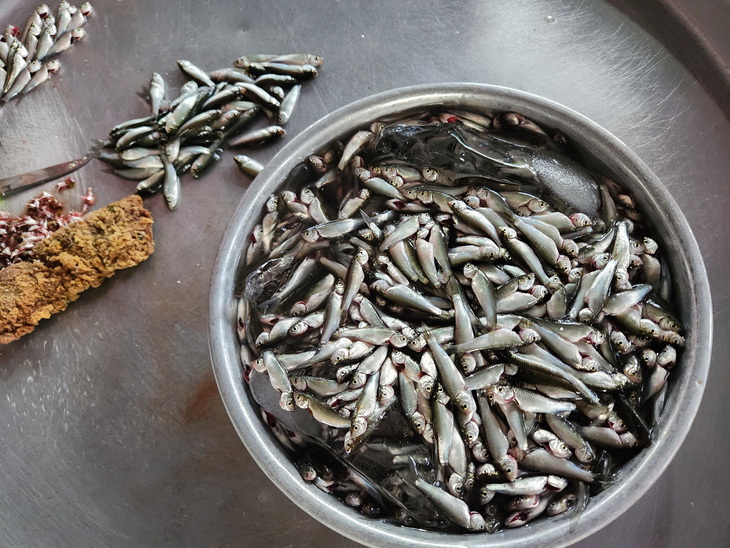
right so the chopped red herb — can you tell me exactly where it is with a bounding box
[0,189,95,269]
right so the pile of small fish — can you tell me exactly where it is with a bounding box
[235,108,684,533]
[0,181,94,268]
[97,53,322,210]
[0,2,93,105]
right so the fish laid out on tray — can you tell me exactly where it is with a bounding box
[0,2,94,105]
[235,108,683,533]
[98,53,323,210]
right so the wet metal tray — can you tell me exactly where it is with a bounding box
[0,1,727,546]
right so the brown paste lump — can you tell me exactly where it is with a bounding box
[0,195,154,344]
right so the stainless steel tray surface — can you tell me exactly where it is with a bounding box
[0,0,727,546]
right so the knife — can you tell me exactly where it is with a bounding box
[0,153,96,198]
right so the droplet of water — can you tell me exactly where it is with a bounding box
[546,15,555,23]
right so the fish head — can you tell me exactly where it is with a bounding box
[556,255,572,275]
[454,392,476,418]
[296,461,317,481]
[463,195,480,209]
[459,354,477,375]
[562,239,579,258]
[479,487,495,505]
[519,328,540,344]
[498,456,519,481]
[290,377,307,391]
[299,188,314,205]
[640,348,657,367]
[657,345,677,367]
[355,246,369,264]
[570,212,592,228]
[468,512,486,532]
[548,439,572,459]
[462,262,478,279]
[279,392,295,411]
[289,321,308,337]
[491,385,516,404]
[348,373,367,390]
[408,335,426,352]
[389,332,409,348]
[378,385,395,404]
[410,412,426,434]
[510,495,540,511]
[447,474,464,497]
[251,357,266,372]
[574,445,595,464]
[350,417,368,438]
[498,226,517,239]
[581,357,599,372]
[301,228,320,243]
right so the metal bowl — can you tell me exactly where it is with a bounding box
[208,83,712,547]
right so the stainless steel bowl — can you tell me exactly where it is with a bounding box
[209,83,712,547]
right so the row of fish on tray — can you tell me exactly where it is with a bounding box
[96,54,323,210]
[0,2,93,104]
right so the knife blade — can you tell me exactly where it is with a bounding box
[0,153,96,198]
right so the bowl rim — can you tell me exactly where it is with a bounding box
[208,83,712,547]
